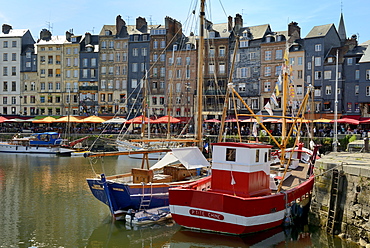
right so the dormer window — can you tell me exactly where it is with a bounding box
[209,31,215,38]
[266,36,271,43]
[105,30,111,36]
[71,37,76,42]
[186,44,191,50]
[328,57,333,63]
[173,44,178,51]
[276,35,282,42]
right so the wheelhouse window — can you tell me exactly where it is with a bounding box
[226,148,236,162]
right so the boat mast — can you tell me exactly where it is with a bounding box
[195,0,205,148]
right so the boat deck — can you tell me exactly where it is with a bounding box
[271,161,310,192]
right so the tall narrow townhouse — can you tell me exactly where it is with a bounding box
[79,32,99,116]
[36,29,68,116]
[64,31,82,115]
[343,35,363,117]
[165,35,197,119]
[126,17,151,117]
[287,22,306,115]
[202,17,230,119]
[0,24,35,115]
[230,17,270,114]
[149,17,182,118]
[113,15,130,115]
[304,24,342,118]
[20,36,37,116]
[99,24,117,114]
[260,29,287,116]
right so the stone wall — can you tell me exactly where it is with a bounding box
[310,152,370,246]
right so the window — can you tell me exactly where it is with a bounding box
[152,97,157,105]
[3,97,7,104]
[289,57,295,65]
[315,71,322,80]
[132,63,138,72]
[11,53,16,61]
[355,85,359,95]
[208,63,214,74]
[141,48,147,56]
[133,48,138,56]
[131,79,137,88]
[324,71,331,79]
[186,57,190,65]
[275,50,283,60]
[176,57,182,65]
[226,148,236,162]
[315,44,322,51]
[219,63,225,74]
[176,69,181,79]
[347,58,353,65]
[307,62,311,70]
[209,47,215,57]
[219,47,225,57]
[296,85,303,95]
[240,40,249,47]
[11,96,16,104]
[366,70,370,80]
[11,81,16,91]
[40,96,45,103]
[3,81,7,91]
[347,102,352,112]
[3,41,8,48]
[255,149,260,162]
[355,70,360,80]
[153,41,158,49]
[88,58,95,68]
[265,51,272,61]
[3,67,8,76]
[275,66,282,76]
[109,54,114,61]
[11,66,16,76]
[3,53,7,61]
[238,83,246,92]
[264,82,271,92]
[314,57,321,66]
[366,87,370,96]
[160,41,166,48]
[297,70,303,79]
[264,66,271,76]
[297,57,303,65]
[326,85,332,95]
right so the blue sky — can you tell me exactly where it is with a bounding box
[1,0,368,43]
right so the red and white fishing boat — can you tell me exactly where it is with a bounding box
[169,142,319,234]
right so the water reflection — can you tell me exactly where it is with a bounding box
[87,218,179,248]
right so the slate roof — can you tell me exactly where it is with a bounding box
[0,29,29,37]
[305,24,334,39]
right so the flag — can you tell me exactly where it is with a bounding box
[275,83,280,97]
[252,122,258,137]
[270,92,279,106]
[264,102,273,116]
[204,142,209,153]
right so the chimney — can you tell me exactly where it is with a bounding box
[2,24,12,34]
[116,15,126,35]
[228,16,232,32]
[234,14,243,33]
[346,34,358,51]
[85,32,91,45]
[288,21,301,39]
[136,16,147,33]
[40,29,52,41]
[66,31,73,42]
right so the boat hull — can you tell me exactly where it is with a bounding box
[0,143,72,154]
[169,176,314,235]
[86,177,199,217]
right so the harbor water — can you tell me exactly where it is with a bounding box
[0,153,360,247]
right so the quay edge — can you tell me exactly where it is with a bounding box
[310,152,370,245]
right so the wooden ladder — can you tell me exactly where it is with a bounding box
[326,168,339,234]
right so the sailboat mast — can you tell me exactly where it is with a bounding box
[196,0,205,148]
